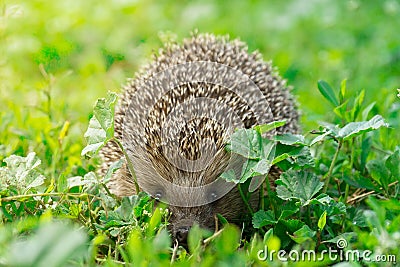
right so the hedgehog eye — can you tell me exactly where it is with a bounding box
[154,191,163,201]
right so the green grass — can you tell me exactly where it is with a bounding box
[0,1,399,266]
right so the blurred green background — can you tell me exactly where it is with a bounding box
[1,0,399,160]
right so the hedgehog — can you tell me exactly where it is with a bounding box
[100,33,299,246]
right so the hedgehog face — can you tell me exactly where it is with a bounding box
[168,205,214,247]
[127,142,248,247]
[167,185,253,248]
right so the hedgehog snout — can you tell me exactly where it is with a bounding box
[175,225,190,245]
[172,218,200,248]
[169,205,215,248]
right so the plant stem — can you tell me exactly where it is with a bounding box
[259,180,264,211]
[341,138,354,203]
[112,138,140,193]
[323,140,343,193]
[39,64,53,120]
[343,184,350,204]
[0,192,98,202]
[238,184,253,215]
[265,174,275,213]
[86,194,98,235]
[101,183,116,198]
[306,206,311,226]
[203,229,223,245]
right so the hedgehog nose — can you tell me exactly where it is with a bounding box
[176,226,190,244]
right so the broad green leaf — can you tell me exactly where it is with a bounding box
[81,118,106,157]
[309,194,333,205]
[125,230,144,262]
[239,159,259,183]
[271,153,290,165]
[252,210,277,228]
[273,144,314,167]
[249,160,271,191]
[152,229,171,252]
[214,225,241,254]
[227,128,262,159]
[132,192,152,218]
[351,89,365,121]
[263,228,274,244]
[7,222,87,266]
[319,122,340,136]
[219,169,239,183]
[274,134,306,146]
[116,196,137,221]
[276,169,323,206]
[67,172,97,189]
[377,198,400,212]
[347,207,368,227]
[339,79,347,104]
[253,120,287,134]
[281,219,305,233]
[363,210,381,230]
[265,235,281,252]
[312,194,346,219]
[95,92,118,138]
[324,201,346,217]
[317,80,339,106]
[318,211,327,230]
[360,136,372,171]
[249,177,264,193]
[366,159,390,185]
[103,158,124,183]
[81,92,118,157]
[341,173,380,191]
[67,176,87,188]
[187,224,212,254]
[57,173,68,193]
[361,102,376,121]
[235,159,272,185]
[97,210,132,229]
[333,101,347,119]
[289,225,316,244]
[289,146,314,167]
[261,138,276,159]
[227,139,275,188]
[83,172,100,193]
[148,207,162,236]
[366,197,386,225]
[1,152,45,193]
[252,159,271,176]
[338,115,388,140]
[385,148,399,179]
[310,130,331,146]
[278,202,299,220]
